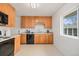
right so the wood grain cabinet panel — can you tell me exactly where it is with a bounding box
[34,33,53,44]
[21,16,32,28]
[47,33,53,44]
[34,34,41,44]
[49,34,53,44]
[14,35,21,54]
[43,17,52,28]
[31,16,36,28]
[20,34,26,44]
[21,17,26,28]
[0,4,15,27]
[21,16,52,28]
[40,34,47,44]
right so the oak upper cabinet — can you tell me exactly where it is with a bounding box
[8,7,15,27]
[35,16,52,28]
[35,16,44,25]
[14,35,21,54]
[21,17,25,28]
[21,16,25,28]
[21,16,52,28]
[20,34,26,44]
[43,17,52,28]
[21,16,32,28]
[0,4,15,27]
[27,17,32,28]
[30,16,35,28]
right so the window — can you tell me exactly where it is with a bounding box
[63,10,78,37]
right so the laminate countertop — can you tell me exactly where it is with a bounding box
[20,32,53,34]
[0,32,53,43]
[0,35,19,43]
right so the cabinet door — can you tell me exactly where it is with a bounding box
[8,9,15,27]
[31,16,36,28]
[27,17,32,28]
[21,34,26,44]
[44,34,49,44]
[21,17,27,28]
[34,34,40,44]
[34,34,53,44]
[43,17,52,28]
[21,17,26,28]
[40,34,46,44]
[14,35,21,54]
[21,16,32,28]
[21,16,25,28]
[47,33,53,44]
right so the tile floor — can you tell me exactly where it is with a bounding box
[15,44,63,56]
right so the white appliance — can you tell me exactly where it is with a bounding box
[0,30,5,37]
[0,29,11,37]
[5,30,11,37]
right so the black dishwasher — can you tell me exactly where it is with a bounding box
[27,34,34,44]
[0,38,14,56]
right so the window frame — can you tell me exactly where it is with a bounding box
[60,7,79,39]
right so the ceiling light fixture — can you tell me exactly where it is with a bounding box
[28,3,39,8]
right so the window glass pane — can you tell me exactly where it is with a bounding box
[73,28,77,36]
[64,11,77,28]
[63,10,77,36]
[64,28,67,35]
[68,28,72,35]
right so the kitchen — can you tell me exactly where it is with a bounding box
[0,3,79,56]
[0,3,54,56]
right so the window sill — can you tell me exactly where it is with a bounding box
[61,34,79,39]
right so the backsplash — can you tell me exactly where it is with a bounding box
[0,26,53,37]
[20,28,53,33]
[0,27,19,37]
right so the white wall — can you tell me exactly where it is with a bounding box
[15,16,21,28]
[53,3,79,56]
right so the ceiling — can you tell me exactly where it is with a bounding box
[11,3,65,16]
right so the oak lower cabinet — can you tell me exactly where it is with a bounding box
[14,35,21,55]
[20,34,26,44]
[34,33,53,44]
[34,34,41,44]
[40,34,47,44]
[46,33,53,44]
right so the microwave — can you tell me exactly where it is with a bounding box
[0,12,8,25]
